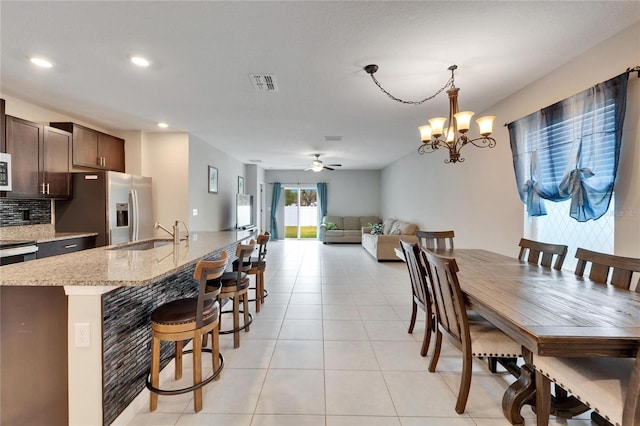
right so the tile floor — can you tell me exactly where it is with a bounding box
[129,240,594,426]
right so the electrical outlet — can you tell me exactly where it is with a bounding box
[74,322,91,347]
[192,209,198,216]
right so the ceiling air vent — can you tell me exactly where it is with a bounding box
[249,74,278,92]
[324,136,343,142]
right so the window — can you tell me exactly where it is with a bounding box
[509,72,629,222]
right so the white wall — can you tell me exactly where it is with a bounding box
[382,22,640,257]
[265,169,381,239]
[141,133,190,233]
[187,135,246,231]
[246,164,267,232]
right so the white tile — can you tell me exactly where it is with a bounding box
[289,293,323,304]
[255,369,325,415]
[285,303,323,319]
[363,320,416,341]
[370,341,431,371]
[358,305,401,321]
[127,412,182,425]
[200,369,267,413]
[324,340,379,370]
[220,339,276,369]
[323,304,361,320]
[176,413,252,425]
[399,417,476,426]
[278,319,323,340]
[354,293,392,306]
[383,371,461,417]
[321,292,356,305]
[251,414,325,425]
[242,318,282,340]
[325,370,396,416]
[327,415,401,425]
[252,303,288,319]
[270,340,324,369]
[323,320,369,341]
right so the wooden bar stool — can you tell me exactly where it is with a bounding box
[234,231,270,312]
[214,241,255,348]
[147,252,228,413]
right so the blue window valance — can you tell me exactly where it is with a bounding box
[508,72,630,222]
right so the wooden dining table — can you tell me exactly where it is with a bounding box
[398,248,640,425]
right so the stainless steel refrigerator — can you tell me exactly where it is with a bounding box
[55,171,153,247]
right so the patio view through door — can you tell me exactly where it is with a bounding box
[284,186,318,239]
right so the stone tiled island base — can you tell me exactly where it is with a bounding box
[101,244,239,425]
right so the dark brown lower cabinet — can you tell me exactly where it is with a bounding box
[0,286,68,425]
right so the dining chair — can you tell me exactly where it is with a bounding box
[420,247,522,414]
[147,252,228,412]
[399,239,433,357]
[416,230,455,250]
[574,248,640,291]
[533,347,640,426]
[518,238,568,271]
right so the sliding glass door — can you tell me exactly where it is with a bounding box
[284,186,318,239]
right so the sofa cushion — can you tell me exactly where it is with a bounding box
[343,217,361,230]
[389,221,403,235]
[359,216,381,227]
[343,230,361,237]
[382,218,396,235]
[398,221,417,235]
[326,230,345,237]
[324,216,343,230]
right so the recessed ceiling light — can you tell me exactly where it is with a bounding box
[130,56,150,67]
[157,122,169,128]
[30,57,53,68]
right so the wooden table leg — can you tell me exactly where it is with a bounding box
[502,348,535,426]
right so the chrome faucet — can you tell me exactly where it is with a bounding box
[155,221,190,245]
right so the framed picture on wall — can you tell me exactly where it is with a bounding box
[238,176,244,194]
[208,166,218,193]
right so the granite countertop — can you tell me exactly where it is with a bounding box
[0,230,255,287]
[0,224,97,243]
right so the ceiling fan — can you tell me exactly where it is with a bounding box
[305,154,342,172]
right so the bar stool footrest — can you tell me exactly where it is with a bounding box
[248,287,269,303]
[146,350,225,396]
[219,310,253,334]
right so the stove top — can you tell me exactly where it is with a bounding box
[0,240,37,249]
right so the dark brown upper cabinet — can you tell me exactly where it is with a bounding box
[50,122,125,172]
[5,116,72,199]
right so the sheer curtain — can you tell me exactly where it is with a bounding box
[508,72,629,222]
[270,182,282,239]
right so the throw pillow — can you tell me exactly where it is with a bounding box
[370,223,383,235]
[389,221,403,235]
[325,222,338,230]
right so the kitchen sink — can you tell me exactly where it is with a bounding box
[110,240,173,251]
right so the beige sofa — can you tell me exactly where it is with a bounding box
[320,215,381,244]
[361,218,418,261]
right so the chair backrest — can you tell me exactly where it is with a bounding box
[574,248,640,291]
[255,231,270,269]
[193,252,228,327]
[231,240,256,285]
[417,230,455,250]
[399,239,430,310]
[517,238,568,271]
[420,247,469,352]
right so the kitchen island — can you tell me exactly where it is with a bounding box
[0,230,255,425]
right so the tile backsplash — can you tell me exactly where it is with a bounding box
[0,199,52,227]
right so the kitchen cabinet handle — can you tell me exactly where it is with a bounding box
[64,244,78,249]
[41,182,47,195]
[46,183,50,194]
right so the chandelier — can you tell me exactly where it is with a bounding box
[364,64,496,164]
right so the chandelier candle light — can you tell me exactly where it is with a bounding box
[364,64,496,164]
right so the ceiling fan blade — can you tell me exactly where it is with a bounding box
[323,166,335,171]
[327,164,342,167]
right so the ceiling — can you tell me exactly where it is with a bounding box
[1,1,638,171]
